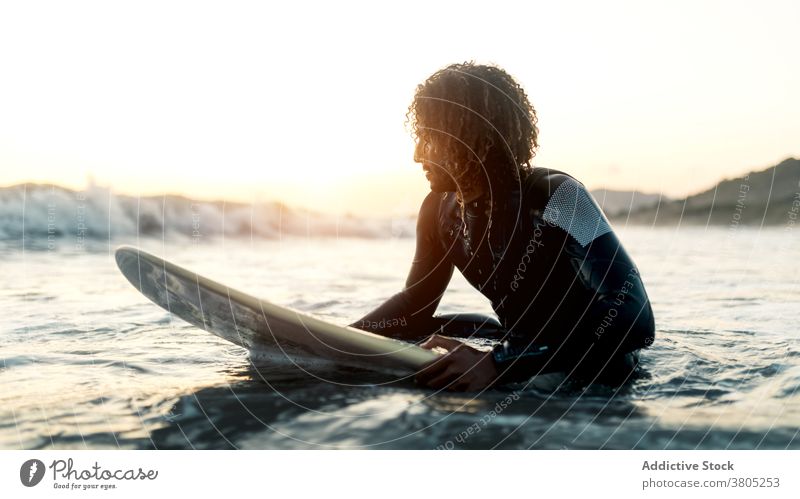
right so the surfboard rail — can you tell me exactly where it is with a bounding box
[114,245,440,374]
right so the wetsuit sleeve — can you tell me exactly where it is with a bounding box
[492,259,655,383]
[491,174,655,383]
[349,192,454,341]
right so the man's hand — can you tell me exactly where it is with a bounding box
[416,334,499,391]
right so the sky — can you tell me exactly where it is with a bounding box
[1,0,798,216]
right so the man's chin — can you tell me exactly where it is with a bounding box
[427,178,456,193]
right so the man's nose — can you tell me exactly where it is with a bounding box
[413,141,423,163]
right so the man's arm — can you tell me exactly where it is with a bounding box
[414,174,656,390]
[491,175,656,383]
[491,253,654,384]
[350,192,454,341]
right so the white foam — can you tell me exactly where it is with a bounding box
[0,184,415,242]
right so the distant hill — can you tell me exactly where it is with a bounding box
[590,189,668,218]
[610,157,800,226]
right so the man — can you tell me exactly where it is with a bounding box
[351,62,655,391]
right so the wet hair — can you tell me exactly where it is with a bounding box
[407,61,539,195]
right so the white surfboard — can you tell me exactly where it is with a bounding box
[115,245,439,374]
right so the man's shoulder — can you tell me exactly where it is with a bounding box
[416,191,451,235]
[419,190,447,215]
[523,167,582,207]
[524,168,613,247]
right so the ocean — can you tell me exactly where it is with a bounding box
[2,221,799,449]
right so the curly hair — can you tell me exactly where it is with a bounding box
[407,62,539,195]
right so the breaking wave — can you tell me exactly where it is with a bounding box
[0,184,415,243]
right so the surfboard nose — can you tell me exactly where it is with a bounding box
[114,245,144,288]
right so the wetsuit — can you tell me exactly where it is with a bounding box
[351,168,655,385]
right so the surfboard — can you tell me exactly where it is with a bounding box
[114,245,439,374]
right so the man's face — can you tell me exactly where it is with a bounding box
[413,135,457,192]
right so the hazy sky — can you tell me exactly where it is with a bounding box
[1,0,798,215]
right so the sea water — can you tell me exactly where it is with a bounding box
[1,227,799,449]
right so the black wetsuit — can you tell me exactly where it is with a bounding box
[352,168,655,385]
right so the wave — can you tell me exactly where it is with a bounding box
[0,184,416,242]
